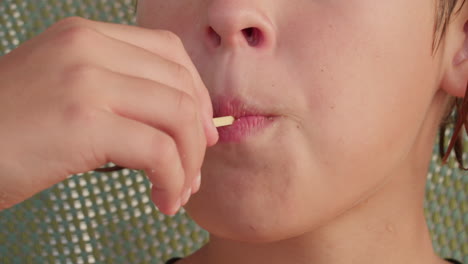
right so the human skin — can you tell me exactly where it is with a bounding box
[137,0,467,264]
[0,18,218,215]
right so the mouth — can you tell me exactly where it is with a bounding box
[213,97,278,143]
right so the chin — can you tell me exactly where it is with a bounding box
[185,200,298,243]
[183,164,330,244]
[182,120,357,244]
[185,188,337,244]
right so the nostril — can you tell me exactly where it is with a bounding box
[207,27,221,47]
[242,27,262,47]
[206,26,264,48]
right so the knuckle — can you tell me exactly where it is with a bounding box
[150,134,180,171]
[62,98,98,126]
[54,24,96,51]
[61,66,101,124]
[175,90,198,121]
[173,63,194,89]
[157,30,183,47]
[54,16,88,29]
[154,29,192,68]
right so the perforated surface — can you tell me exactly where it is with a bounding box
[426,134,468,262]
[0,0,466,263]
[0,169,209,264]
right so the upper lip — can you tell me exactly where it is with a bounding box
[212,96,275,119]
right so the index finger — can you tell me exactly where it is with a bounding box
[83,19,218,145]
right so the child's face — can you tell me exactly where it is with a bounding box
[137,0,443,241]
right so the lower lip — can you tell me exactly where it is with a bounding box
[216,115,275,143]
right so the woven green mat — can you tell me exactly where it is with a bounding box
[0,0,466,263]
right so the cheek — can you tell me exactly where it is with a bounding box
[265,1,441,233]
[285,0,437,178]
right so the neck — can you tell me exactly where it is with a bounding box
[184,149,444,264]
[188,168,441,264]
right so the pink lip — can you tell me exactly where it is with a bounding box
[213,97,277,143]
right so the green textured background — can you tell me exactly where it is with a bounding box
[0,0,466,263]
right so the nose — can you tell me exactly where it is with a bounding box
[205,1,276,50]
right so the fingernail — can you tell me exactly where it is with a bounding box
[208,117,219,133]
[170,198,181,215]
[182,188,192,206]
[192,174,201,193]
[211,118,218,131]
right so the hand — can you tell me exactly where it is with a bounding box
[0,17,218,215]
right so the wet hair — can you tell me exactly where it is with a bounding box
[436,0,468,170]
